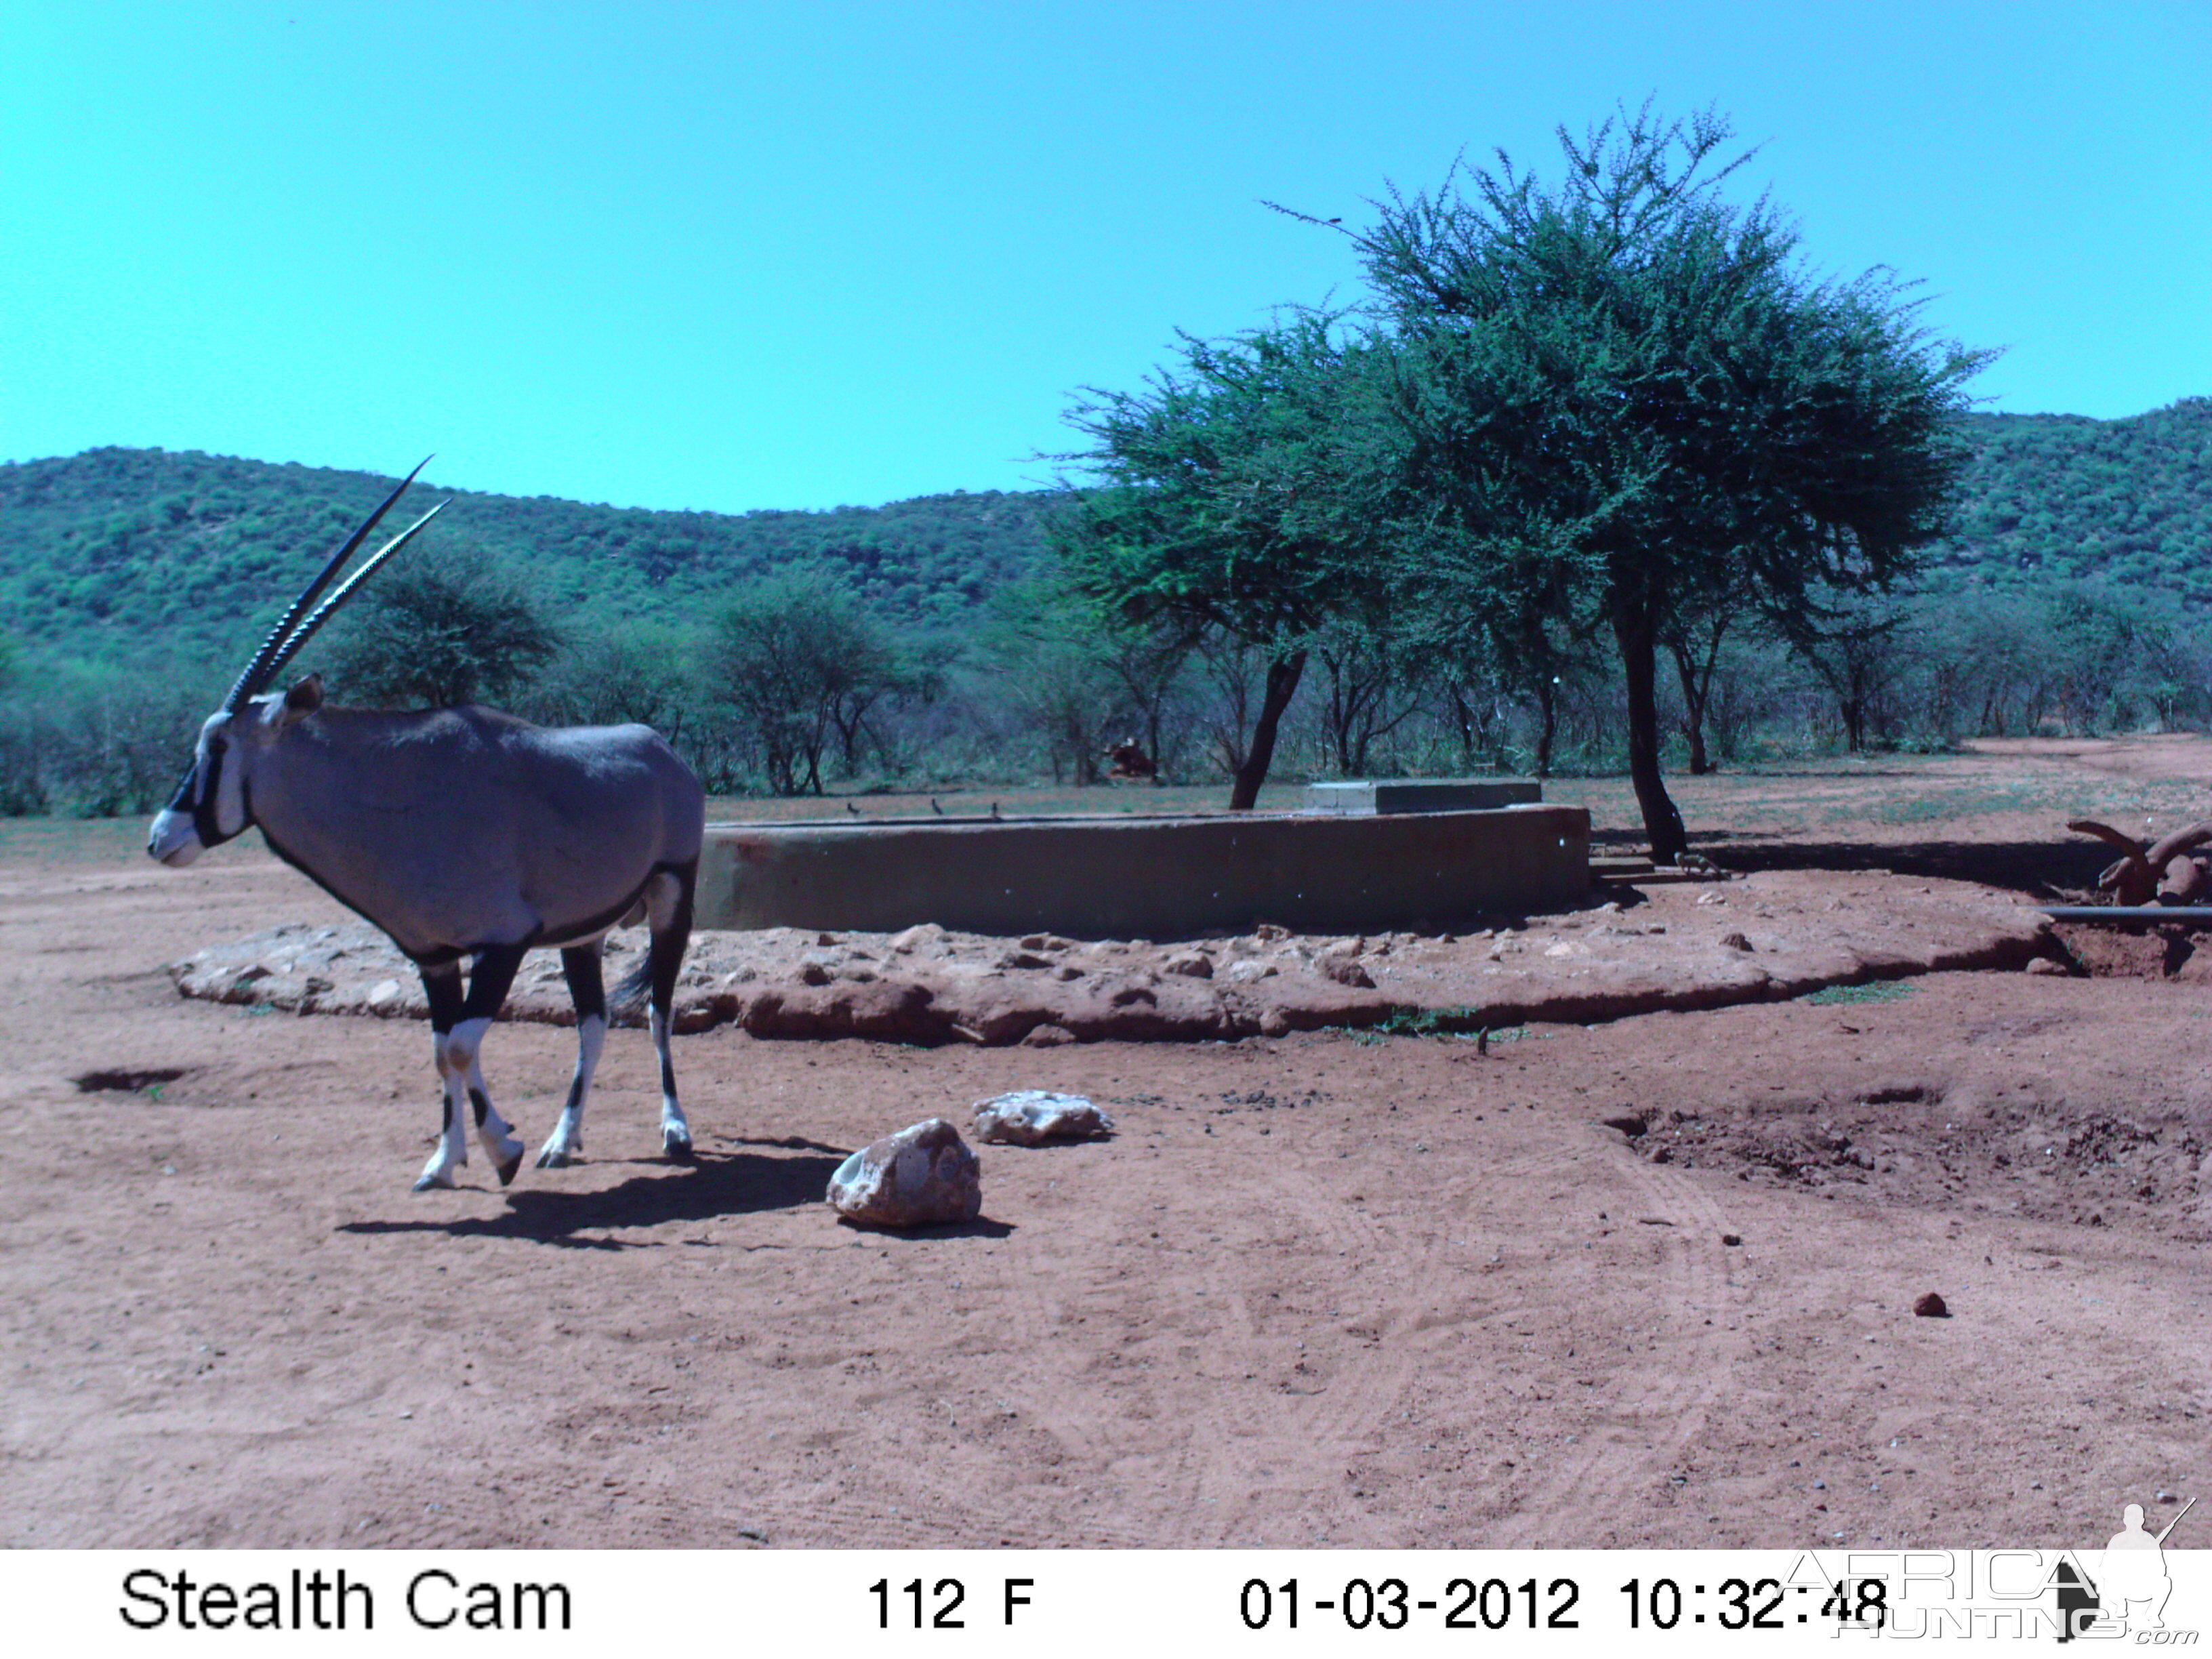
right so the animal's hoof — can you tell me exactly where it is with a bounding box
[411,1172,455,1193]
[664,1131,695,1163]
[535,1147,573,1170]
[495,1150,524,1187]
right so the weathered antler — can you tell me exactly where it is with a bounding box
[2067,819,2146,859]
[2068,819,2156,905]
[2146,821,2212,867]
[2067,819,2212,905]
[2148,821,2212,903]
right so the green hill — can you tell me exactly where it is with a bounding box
[1931,397,2212,600]
[0,447,1061,677]
[2,398,2207,680]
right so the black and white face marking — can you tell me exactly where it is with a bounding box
[147,682,321,867]
[146,713,247,865]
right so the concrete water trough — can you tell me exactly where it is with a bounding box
[696,799,1590,939]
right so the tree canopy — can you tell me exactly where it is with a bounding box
[1052,314,1401,807]
[701,567,914,796]
[1329,102,1990,857]
[323,558,560,710]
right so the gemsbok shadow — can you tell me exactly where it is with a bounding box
[339,1139,845,1248]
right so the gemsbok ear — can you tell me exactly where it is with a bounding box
[271,674,325,729]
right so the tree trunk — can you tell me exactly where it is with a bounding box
[1533,676,1557,779]
[1612,596,1688,863]
[1448,682,1481,771]
[1669,621,1725,775]
[1229,650,1307,811]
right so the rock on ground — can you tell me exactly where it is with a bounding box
[827,1118,983,1227]
[973,1091,1115,1145]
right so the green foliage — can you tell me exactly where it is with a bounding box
[323,559,560,709]
[1054,315,1403,805]
[0,447,1052,687]
[518,625,697,735]
[1355,1012,1534,1041]
[1340,102,1989,857]
[1370,1008,1521,1037]
[1798,980,1915,1005]
[0,708,49,815]
[699,568,918,796]
[1,671,211,819]
[1929,400,2212,606]
[972,582,1126,787]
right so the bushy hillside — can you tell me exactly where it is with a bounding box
[1,398,2207,680]
[0,447,1060,676]
[0,403,2207,815]
[1932,397,2212,599]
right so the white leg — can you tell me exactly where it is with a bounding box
[652,1003,692,1160]
[414,1027,474,1192]
[464,1051,527,1187]
[536,1012,605,1168]
[642,873,695,1162]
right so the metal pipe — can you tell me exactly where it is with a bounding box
[2038,905,2212,925]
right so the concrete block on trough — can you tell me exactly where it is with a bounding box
[1305,778,1542,815]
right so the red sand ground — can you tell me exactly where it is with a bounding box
[3,741,2205,1550]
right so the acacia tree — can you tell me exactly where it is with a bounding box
[703,567,911,796]
[1054,315,1399,809]
[975,581,1122,785]
[1789,588,1910,750]
[1311,612,1426,777]
[325,557,560,709]
[1317,103,1988,859]
[523,624,695,737]
[1662,586,1741,775]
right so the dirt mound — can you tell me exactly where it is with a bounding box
[1618,1083,2204,1235]
[2051,919,2212,981]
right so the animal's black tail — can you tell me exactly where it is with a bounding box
[608,953,655,1024]
[609,860,696,1027]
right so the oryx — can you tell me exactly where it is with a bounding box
[147,461,708,1191]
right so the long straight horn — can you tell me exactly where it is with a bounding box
[221,455,434,712]
[254,499,451,687]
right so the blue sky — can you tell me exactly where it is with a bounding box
[5,1,2206,513]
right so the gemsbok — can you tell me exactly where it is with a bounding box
[147,461,708,1191]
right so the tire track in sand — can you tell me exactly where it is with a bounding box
[1496,1137,1750,1545]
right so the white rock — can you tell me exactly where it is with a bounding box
[827,1119,982,1226]
[972,1090,1115,1145]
